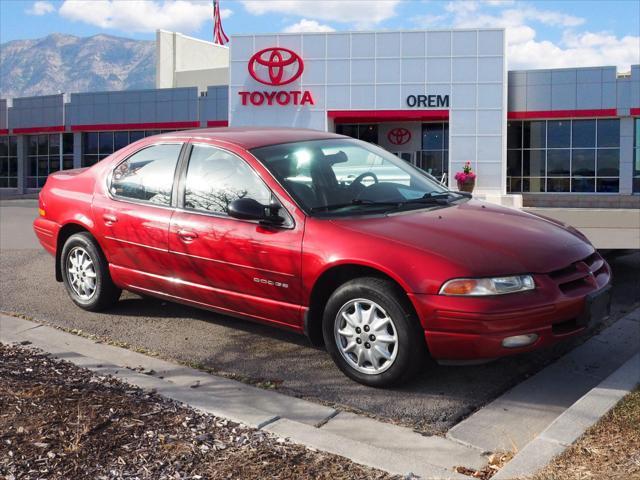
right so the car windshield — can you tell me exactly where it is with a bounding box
[251,138,462,216]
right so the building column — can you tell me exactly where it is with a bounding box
[619,117,634,195]
[73,131,83,168]
[16,135,27,195]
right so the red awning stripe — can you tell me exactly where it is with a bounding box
[0,129,9,135]
[206,120,229,127]
[508,109,618,120]
[328,110,449,123]
[630,108,640,116]
[70,121,200,132]
[13,125,65,134]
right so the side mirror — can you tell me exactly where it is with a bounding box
[228,198,284,225]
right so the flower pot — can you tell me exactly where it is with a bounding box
[457,179,475,193]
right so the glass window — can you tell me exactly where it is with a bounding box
[522,178,546,193]
[523,121,546,149]
[596,119,619,148]
[572,178,595,192]
[547,120,570,148]
[62,133,74,155]
[99,132,114,155]
[547,149,570,176]
[547,178,570,192]
[110,143,182,205]
[335,124,358,139]
[38,135,48,154]
[572,120,596,148]
[523,150,546,176]
[572,149,595,176]
[252,138,452,215]
[184,144,272,214]
[28,136,38,155]
[130,131,145,143]
[358,124,378,144]
[422,123,445,150]
[596,178,618,192]
[507,150,522,176]
[114,131,129,151]
[507,121,522,149]
[0,135,19,189]
[49,134,60,155]
[85,132,99,155]
[596,149,620,176]
[420,151,444,178]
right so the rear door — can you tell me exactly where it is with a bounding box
[92,142,185,295]
[168,142,305,328]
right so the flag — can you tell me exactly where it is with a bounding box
[213,0,229,45]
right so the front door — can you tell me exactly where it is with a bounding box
[92,142,184,294]
[168,143,304,329]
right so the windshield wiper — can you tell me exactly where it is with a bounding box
[310,199,399,212]
[310,193,457,213]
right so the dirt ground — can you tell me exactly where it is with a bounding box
[0,343,398,480]
[530,388,640,480]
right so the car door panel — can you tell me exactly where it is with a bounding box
[168,143,304,329]
[92,142,184,294]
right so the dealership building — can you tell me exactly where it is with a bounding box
[1,28,638,247]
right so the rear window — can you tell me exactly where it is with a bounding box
[110,143,182,206]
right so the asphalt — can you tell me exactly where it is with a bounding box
[1,199,639,434]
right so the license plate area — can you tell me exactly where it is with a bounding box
[577,286,611,328]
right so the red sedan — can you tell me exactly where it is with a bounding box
[34,128,611,387]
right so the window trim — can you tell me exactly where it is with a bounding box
[174,142,295,229]
[106,141,186,209]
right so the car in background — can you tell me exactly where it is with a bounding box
[33,128,611,387]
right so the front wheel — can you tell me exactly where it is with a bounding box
[322,277,426,387]
[61,232,121,311]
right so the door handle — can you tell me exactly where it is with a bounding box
[177,229,198,242]
[102,213,118,225]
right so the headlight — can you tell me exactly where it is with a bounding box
[439,275,535,296]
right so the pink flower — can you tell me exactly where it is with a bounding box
[455,162,476,182]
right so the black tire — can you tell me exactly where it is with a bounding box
[322,277,426,387]
[60,232,121,311]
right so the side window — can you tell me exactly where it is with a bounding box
[110,143,182,206]
[184,144,272,214]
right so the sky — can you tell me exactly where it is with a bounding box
[1,0,639,71]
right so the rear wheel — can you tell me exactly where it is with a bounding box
[61,232,121,311]
[322,277,426,387]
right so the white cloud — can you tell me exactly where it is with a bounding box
[240,0,400,28]
[283,19,335,33]
[416,1,638,71]
[26,1,55,15]
[58,0,232,34]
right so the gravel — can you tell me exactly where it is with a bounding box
[0,343,398,480]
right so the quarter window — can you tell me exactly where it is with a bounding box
[110,143,182,206]
[184,144,272,215]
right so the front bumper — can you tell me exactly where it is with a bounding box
[409,252,612,360]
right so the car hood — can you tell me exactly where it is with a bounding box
[330,200,593,276]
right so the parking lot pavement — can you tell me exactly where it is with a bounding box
[2,199,639,434]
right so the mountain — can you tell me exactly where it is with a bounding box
[0,33,155,98]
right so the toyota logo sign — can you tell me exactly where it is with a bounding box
[248,47,304,86]
[387,128,412,146]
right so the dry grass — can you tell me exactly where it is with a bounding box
[529,388,640,480]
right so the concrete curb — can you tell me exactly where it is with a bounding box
[0,314,484,479]
[447,308,640,453]
[493,352,639,479]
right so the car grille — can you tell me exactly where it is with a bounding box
[548,252,607,295]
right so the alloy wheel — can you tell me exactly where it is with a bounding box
[333,298,399,375]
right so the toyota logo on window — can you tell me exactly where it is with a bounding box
[248,47,304,86]
[387,128,412,146]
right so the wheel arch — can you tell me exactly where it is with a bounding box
[304,262,419,347]
[55,222,99,282]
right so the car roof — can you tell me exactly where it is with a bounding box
[158,127,347,150]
